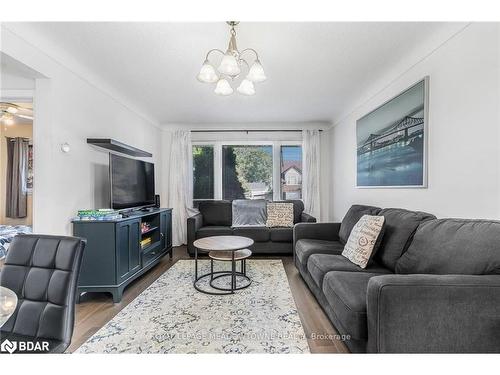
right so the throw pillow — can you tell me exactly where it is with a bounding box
[342,215,385,269]
[232,199,267,227]
[266,203,294,227]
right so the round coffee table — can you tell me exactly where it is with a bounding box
[0,286,18,328]
[193,236,254,295]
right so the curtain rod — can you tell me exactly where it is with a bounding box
[190,129,322,133]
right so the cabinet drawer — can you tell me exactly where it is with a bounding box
[142,245,164,267]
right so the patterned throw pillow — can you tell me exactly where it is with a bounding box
[266,203,294,228]
[342,215,385,269]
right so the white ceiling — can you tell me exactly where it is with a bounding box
[7,22,466,125]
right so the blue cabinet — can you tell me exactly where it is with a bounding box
[160,210,172,250]
[73,208,172,303]
[116,219,141,283]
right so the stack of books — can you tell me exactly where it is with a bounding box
[76,209,122,221]
[140,237,152,249]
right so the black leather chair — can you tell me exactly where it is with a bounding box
[0,234,86,353]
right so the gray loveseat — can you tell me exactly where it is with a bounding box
[187,200,315,257]
[294,204,500,353]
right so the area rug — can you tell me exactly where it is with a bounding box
[76,259,309,354]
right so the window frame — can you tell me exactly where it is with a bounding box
[192,144,216,200]
[192,140,302,201]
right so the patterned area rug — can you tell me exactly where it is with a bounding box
[76,259,309,354]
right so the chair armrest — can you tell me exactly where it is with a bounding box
[187,213,203,255]
[367,274,500,353]
[300,212,316,223]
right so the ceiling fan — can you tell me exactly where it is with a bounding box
[0,102,34,125]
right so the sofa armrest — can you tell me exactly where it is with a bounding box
[187,213,203,256]
[367,274,500,353]
[293,222,341,246]
[300,212,317,223]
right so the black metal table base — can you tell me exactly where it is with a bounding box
[194,248,251,295]
[209,272,252,292]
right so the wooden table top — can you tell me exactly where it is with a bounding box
[193,236,254,251]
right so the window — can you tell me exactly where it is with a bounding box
[286,173,299,186]
[280,145,302,200]
[192,145,214,199]
[222,145,273,200]
[192,142,302,201]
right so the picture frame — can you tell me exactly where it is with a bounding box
[356,76,429,188]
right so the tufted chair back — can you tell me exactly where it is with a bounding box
[0,234,85,353]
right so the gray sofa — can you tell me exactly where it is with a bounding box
[294,204,500,353]
[187,200,315,256]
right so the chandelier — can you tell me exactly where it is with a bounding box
[197,21,267,96]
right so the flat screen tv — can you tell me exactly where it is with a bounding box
[110,154,155,210]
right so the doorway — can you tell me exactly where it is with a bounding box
[0,53,38,258]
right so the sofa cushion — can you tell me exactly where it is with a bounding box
[274,200,304,224]
[396,219,500,275]
[270,227,293,242]
[308,254,391,287]
[295,239,344,266]
[339,205,381,244]
[323,271,382,340]
[198,200,232,226]
[375,208,436,271]
[232,199,267,227]
[196,226,233,239]
[232,226,270,242]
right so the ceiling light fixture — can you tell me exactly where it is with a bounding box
[0,102,34,124]
[0,102,20,114]
[6,105,18,114]
[1,113,15,126]
[197,22,266,96]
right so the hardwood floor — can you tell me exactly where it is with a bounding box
[66,246,348,353]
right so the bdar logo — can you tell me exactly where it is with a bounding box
[1,339,17,354]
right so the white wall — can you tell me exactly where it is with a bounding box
[1,71,35,89]
[329,23,500,221]
[1,26,162,235]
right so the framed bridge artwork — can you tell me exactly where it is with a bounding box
[356,77,429,188]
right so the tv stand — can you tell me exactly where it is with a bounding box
[73,208,172,303]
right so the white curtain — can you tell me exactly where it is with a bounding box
[302,129,321,220]
[167,130,196,246]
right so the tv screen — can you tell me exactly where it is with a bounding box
[110,154,155,210]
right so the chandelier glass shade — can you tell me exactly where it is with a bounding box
[197,22,266,96]
[197,61,219,83]
[237,79,255,96]
[214,78,234,96]
[218,54,241,76]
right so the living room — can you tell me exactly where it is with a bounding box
[1,0,499,372]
